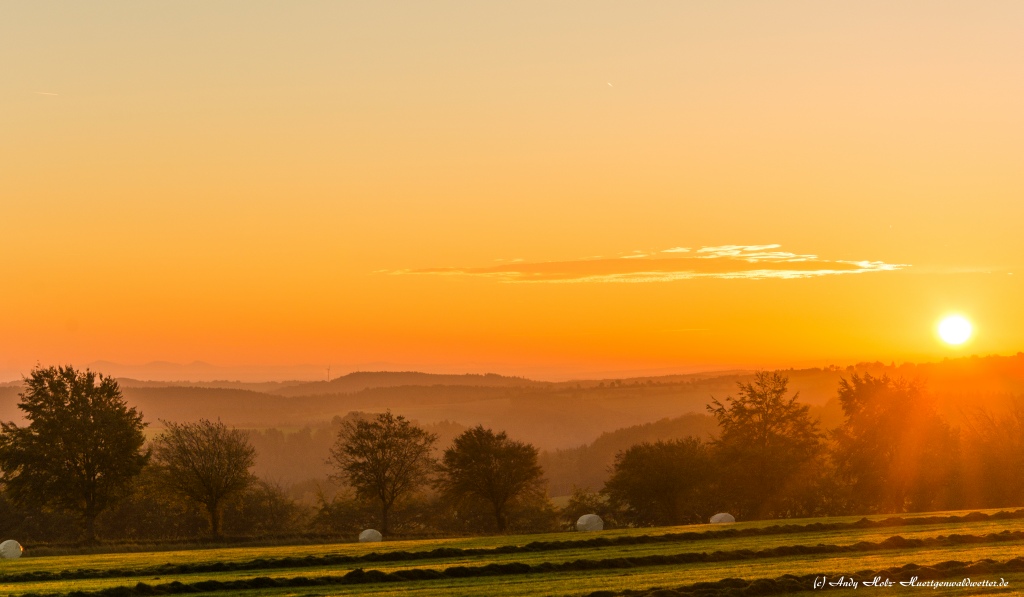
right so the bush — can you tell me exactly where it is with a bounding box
[222,481,310,537]
[560,486,620,530]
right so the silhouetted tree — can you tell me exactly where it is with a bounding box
[436,426,546,532]
[222,480,305,537]
[329,411,436,535]
[0,365,148,542]
[962,399,1024,508]
[309,489,381,537]
[603,438,713,526]
[95,466,208,542]
[708,371,823,519]
[539,413,718,497]
[832,374,961,513]
[151,419,257,539]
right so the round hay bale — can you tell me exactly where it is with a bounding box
[358,529,383,542]
[576,514,604,532]
[710,512,735,524]
[0,540,22,559]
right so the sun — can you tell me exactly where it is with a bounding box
[938,315,973,346]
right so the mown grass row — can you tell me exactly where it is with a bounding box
[14,530,1024,597]
[15,545,1024,597]
[7,509,1022,583]
[11,508,1021,575]
[590,557,1024,596]
[12,524,1024,596]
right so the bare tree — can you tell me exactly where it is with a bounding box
[151,419,256,539]
[329,411,436,535]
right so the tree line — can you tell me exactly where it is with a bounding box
[569,370,979,527]
[0,365,1021,544]
[0,366,552,543]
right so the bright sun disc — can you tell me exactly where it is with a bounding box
[938,316,972,345]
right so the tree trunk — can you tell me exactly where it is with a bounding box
[380,503,390,536]
[494,504,506,533]
[208,500,222,540]
[82,512,98,544]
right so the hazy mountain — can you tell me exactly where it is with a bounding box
[114,378,309,393]
[540,413,719,496]
[270,371,546,397]
[85,360,328,383]
[0,354,1021,453]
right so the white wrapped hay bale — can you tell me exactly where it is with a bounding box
[710,512,735,524]
[0,540,22,559]
[359,529,383,542]
[576,514,604,532]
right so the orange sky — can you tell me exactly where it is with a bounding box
[2,2,1022,381]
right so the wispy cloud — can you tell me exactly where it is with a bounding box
[33,91,59,96]
[695,244,814,262]
[391,244,908,283]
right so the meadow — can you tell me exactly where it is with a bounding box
[4,509,1024,596]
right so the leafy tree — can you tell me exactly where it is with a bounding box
[329,411,436,535]
[540,413,718,497]
[963,400,1024,508]
[95,466,208,542]
[436,426,546,532]
[708,370,822,519]
[151,419,257,539]
[309,489,381,537]
[603,438,713,526]
[832,374,960,513]
[222,480,305,537]
[0,365,148,542]
[0,490,84,544]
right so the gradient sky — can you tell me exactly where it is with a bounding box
[2,2,1022,381]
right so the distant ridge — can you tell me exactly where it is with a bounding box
[1,354,1021,452]
[113,378,309,393]
[271,371,547,397]
[84,360,328,383]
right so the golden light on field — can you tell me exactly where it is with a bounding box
[938,315,973,346]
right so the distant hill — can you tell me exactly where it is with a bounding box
[2,354,1023,496]
[0,354,1021,453]
[85,360,328,383]
[248,417,469,488]
[857,354,1024,398]
[0,386,20,421]
[540,413,719,496]
[115,378,309,393]
[271,371,546,397]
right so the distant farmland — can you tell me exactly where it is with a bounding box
[4,508,1024,596]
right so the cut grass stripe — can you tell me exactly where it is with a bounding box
[8,509,1021,584]
[588,557,1024,596]
[23,530,1024,597]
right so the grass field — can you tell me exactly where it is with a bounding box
[4,509,1024,596]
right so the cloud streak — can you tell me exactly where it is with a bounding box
[392,245,909,284]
